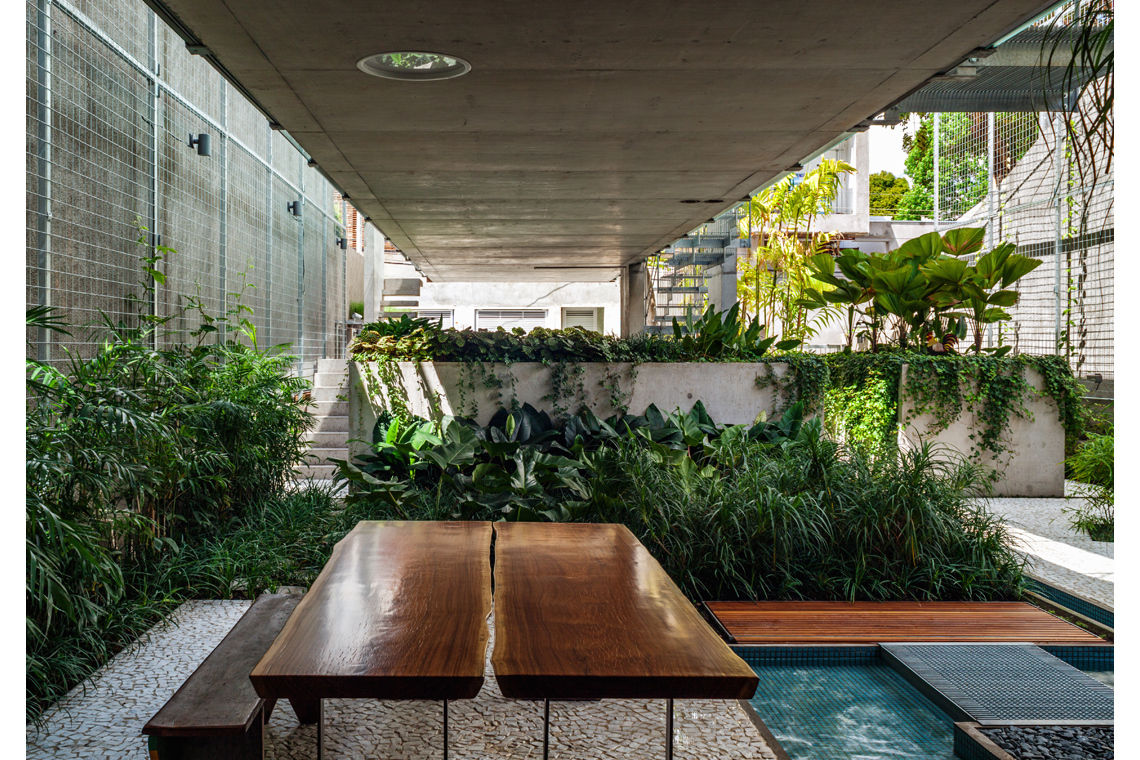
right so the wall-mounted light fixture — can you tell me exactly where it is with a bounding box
[286,200,301,216]
[336,236,348,249]
[307,158,318,168]
[188,133,211,156]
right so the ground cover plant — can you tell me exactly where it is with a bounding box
[335,403,1025,603]
[26,240,325,722]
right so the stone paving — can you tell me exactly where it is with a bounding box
[976,481,1114,609]
[27,601,777,760]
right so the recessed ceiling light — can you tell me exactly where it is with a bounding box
[356,51,471,81]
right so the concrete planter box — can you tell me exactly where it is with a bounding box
[349,360,796,458]
[898,364,1065,497]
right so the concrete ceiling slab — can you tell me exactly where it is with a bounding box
[157,0,1056,281]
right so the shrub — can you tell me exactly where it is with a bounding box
[26,240,315,722]
[1065,430,1113,541]
[350,303,800,363]
[336,404,1024,603]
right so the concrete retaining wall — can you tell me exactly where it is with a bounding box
[898,365,1065,497]
[349,361,794,458]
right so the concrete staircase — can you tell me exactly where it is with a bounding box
[295,358,349,482]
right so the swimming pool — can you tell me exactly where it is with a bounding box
[737,647,957,760]
[735,645,1113,760]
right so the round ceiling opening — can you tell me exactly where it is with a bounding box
[356,51,471,81]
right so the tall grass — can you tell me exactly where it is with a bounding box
[585,426,1023,602]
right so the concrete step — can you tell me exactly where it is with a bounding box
[317,358,348,374]
[306,447,349,461]
[309,384,348,402]
[294,463,340,480]
[310,415,349,433]
[314,372,347,387]
[305,400,347,417]
[303,431,349,447]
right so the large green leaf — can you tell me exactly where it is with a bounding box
[1000,254,1043,288]
[940,227,986,256]
[987,290,1019,307]
[921,257,969,286]
[895,231,944,260]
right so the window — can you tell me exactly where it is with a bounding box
[386,309,454,328]
[475,309,547,332]
[562,307,603,332]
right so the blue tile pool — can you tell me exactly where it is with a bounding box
[735,645,1114,759]
[738,648,956,760]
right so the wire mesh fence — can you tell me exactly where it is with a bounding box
[25,0,348,368]
[933,108,1113,381]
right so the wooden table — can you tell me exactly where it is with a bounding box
[249,521,492,758]
[491,522,758,758]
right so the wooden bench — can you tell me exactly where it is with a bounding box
[142,593,302,760]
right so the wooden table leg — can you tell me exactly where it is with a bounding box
[288,698,323,760]
[289,697,321,724]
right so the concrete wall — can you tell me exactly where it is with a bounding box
[346,249,364,313]
[349,360,795,456]
[898,365,1065,497]
[412,279,622,334]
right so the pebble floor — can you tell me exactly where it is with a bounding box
[975,481,1114,609]
[27,601,778,760]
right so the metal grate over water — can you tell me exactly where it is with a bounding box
[882,644,1113,725]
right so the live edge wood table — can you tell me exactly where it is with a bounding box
[491,522,758,759]
[249,521,492,759]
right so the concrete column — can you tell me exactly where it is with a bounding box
[362,224,385,322]
[712,252,738,312]
[621,262,648,336]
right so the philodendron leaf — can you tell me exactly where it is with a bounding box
[775,339,802,351]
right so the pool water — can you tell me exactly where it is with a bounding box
[1084,669,1114,687]
[746,661,957,760]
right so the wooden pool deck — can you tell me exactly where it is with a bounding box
[704,601,1106,646]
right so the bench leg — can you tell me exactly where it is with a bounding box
[665,698,674,760]
[146,720,263,760]
[443,700,449,760]
[262,698,277,724]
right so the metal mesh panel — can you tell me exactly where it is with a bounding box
[68,0,150,63]
[268,175,302,352]
[160,25,222,124]
[932,107,1113,381]
[27,0,154,361]
[26,0,348,364]
[301,206,327,363]
[158,95,223,338]
[225,143,269,343]
[226,83,268,160]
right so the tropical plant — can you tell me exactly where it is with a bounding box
[337,403,1024,603]
[736,158,856,342]
[1064,430,1113,541]
[27,236,314,722]
[803,228,1041,353]
[351,305,798,363]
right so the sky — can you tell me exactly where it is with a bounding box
[867,123,908,177]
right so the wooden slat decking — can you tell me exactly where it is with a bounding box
[705,601,1107,646]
